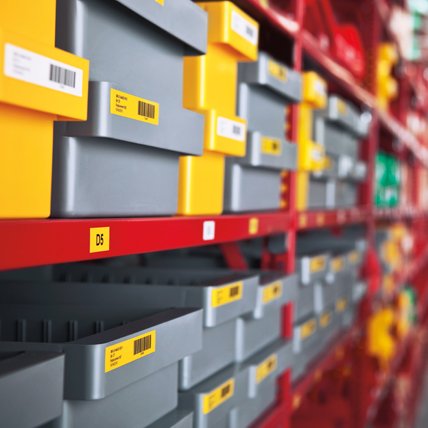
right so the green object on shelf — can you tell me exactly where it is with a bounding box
[374,152,401,207]
[404,286,418,324]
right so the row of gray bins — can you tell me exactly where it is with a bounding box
[0,267,298,428]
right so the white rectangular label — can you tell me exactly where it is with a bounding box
[231,10,258,46]
[4,43,83,97]
[203,221,215,241]
[217,117,246,142]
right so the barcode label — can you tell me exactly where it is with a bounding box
[49,64,76,88]
[202,379,235,414]
[261,137,282,156]
[105,330,156,373]
[231,10,259,46]
[268,60,287,81]
[133,335,152,355]
[216,116,246,141]
[255,354,278,384]
[4,43,83,96]
[110,88,159,125]
[262,281,283,304]
[211,281,243,308]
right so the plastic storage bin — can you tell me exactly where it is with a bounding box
[52,265,258,389]
[0,290,202,428]
[230,339,292,428]
[179,1,259,215]
[0,0,89,218]
[224,52,301,212]
[53,0,206,217]
[0,351,64,428]
[296,72,329,211]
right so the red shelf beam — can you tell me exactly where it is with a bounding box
[297,207,370,230]
[0,212,291,271]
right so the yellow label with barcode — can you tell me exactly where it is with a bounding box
[249,217,259,235]
[310,256,326,273]
[301,319,317,339]
[320,311,332,328]
[331,257,344,273]
[261,137,282,155]
[202,379,235,414]
[90,227,110,254]
[348,250,360,264]
[105,330,156,373]
[110,88,159,125]
[262,281,283,304]
[268,60,287,81]
[336,298,348,313]
[337,99,347,114]
[211,282,243,308]
[256,354,278,384]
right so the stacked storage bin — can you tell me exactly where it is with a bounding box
[0,0,89,218]
[0,280,203,428]
[0,352,64,427]
[52,0,206,217]
[224,52,301,212]
[375,152,401,208]
[311,96,369,209]
[292,246,330,380]
[296,72,330,211]
[178,2,259,215]
[51,264,296,427]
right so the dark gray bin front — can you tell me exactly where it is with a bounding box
[53,0,207,217]
[224,52,301,212]
[0,291,202,428]
[148,408,194,428]
[0,352,64,428]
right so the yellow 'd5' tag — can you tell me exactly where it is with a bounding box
[90,227,110,254]
[203,379,235,414]
[310,256,326,273]
[249,217,259,235]
[268,60,287,81]
[301,319,317,339]
[331,257,344,273]
[348,250,360,264]
[320,311,332,328]
[261,137,282,155]
[110,88,159,125]
[255,354,278,384]
[336,298,348,313]
[105,330,156,373]
[262,281,283,304]
[211,282,243,308]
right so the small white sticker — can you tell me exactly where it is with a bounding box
[315,79,326,97]
[231,10,258,46]
[217,117,246,142]
[203,221,215,241]
[4,43,83,97]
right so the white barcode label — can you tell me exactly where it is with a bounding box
[4,43,83,97]
[203,221,216,241]
[217,117,246,142]
[231,10,258,46]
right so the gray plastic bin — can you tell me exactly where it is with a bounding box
[51,265,258,388]
[224,52,301,212]
[148,409,193,428]
[0,301,202,428]
[52,0,207,217]
[0,352,64,428]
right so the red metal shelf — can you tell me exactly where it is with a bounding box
[297,207,370,230]
[375,207,428,220]
[0,211,291,271]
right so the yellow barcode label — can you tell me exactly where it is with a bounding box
[255,354,278,384]
[262,281,283,304]
[105,330,156,373]
[203,379,235,414]
[211,282,243,308]
[348,250,360,264]
[110,88,159,125]
[249,217,259,235]
[331,257,344,273]
[337,99,347,114]
[90,227,110,254]
[261,137,282,155]
[268,60,287,81]
[155,0,164,4]
[320,311,332,328]
[310,256,326,273]
[336,298,348,313]
[301,319,317,339]
[299,214,308,228]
